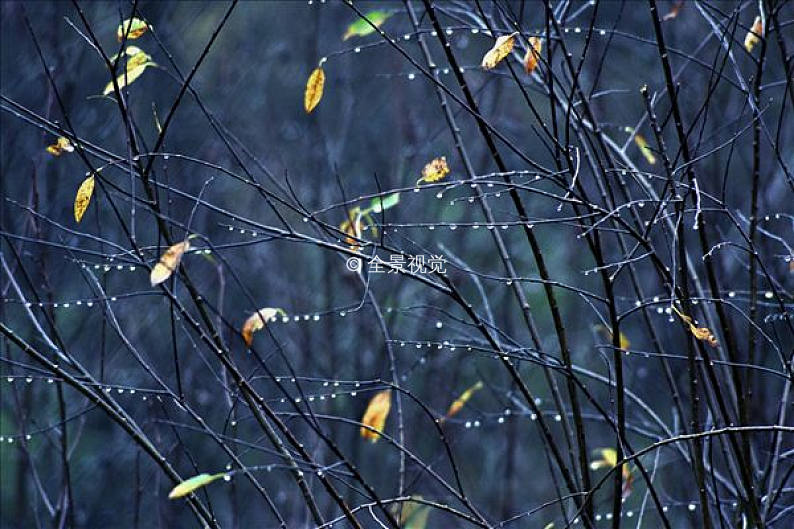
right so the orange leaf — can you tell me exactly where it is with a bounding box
[523,36,542,74]
[360,390,391,442]
[445,381,484,419]
[663,1,684,21]
[241,308,286,346]
[304,67,325,113]
[150,240,190,286]
[481,32,517,70]
[73,175,95,223]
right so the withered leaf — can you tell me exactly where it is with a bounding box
[523,36,543,74]
[417,156,450,185]
[150,240,190,286]
[241,308,286,346]
[481,32,517,70]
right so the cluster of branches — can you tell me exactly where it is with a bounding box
[1,1,793,528]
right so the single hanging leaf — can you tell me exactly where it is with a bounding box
[304,67,325,113]
[73,175,95,223]
[241,307,287,346]
[391,496,431,529]
[481,32,517,70]
[523,36,543,74]
[369,192,400,213]
[744,16,762,52]
[168,473,226,499]
[444,381,484,420]
[633,133,657,165]
[689,325,718,348]
[417,156,450,185]
[342,10,392,40]
[672,306,718,348]
[46,136,74,156]
[103,48,156,96]
[360,389,391,442]
[117,17,150,41]
[150,240,190,286]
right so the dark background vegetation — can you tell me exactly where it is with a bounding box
[1,1,793,528]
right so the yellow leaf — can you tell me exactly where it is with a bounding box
[360,390,391,442]
[73,175,95,223]
[445,381,484,419]
[46,136,74,156]
[594,325,630,351]
[241,308,287,346]
[744,16,762,52]
[590,448,633,497]
[417,156,450,185]
[117,17,150,41]
[150,240,190,286]
[103,48,155,96]
[523,36,542,74]
[481,32,517,70]
[634,133,657,165]
[304,67,325,113]
[168,473,226,499]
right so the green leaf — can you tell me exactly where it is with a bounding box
[369,192,400,214]
[392,496,430,529]
[167,472,226,499]
[342,10,392,41]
